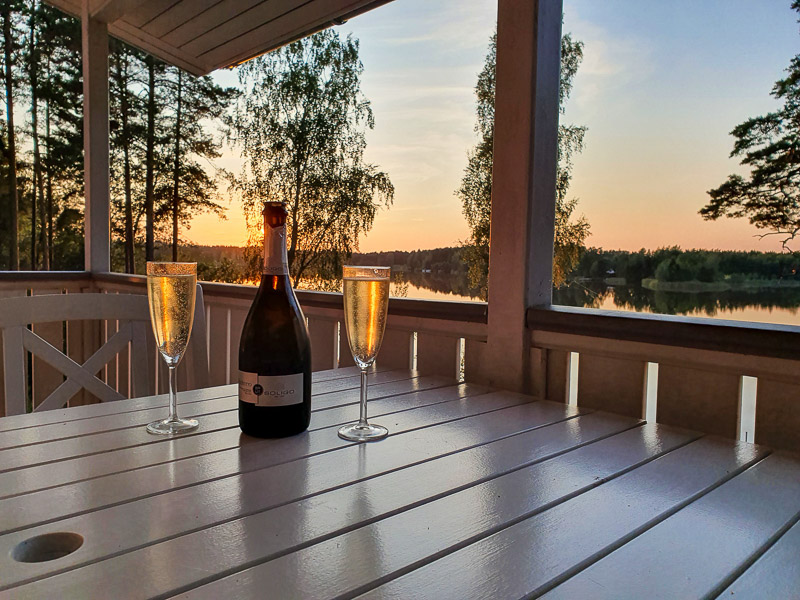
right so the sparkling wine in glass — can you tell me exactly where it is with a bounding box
[146,262,199,435]
[338,265,391,442]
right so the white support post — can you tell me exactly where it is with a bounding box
[82,1,111,273]
[479,0,562,392]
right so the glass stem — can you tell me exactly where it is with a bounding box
[168,365,178,422]
[359,368,369,426]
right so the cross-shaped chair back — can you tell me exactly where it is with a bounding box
[0,287,208,416]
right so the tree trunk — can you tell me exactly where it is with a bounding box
[29,2,47,270]
[144,56,156,262]
[171,69,182,262]
[115,52,134,273]
[3,6,18,270]
[45,84,53,268]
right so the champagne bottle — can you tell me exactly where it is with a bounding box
[238,202,312,437]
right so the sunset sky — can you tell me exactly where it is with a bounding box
[189,0,799,254]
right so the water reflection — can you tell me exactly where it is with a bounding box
[554,281,800,324]
[300,271,800,325]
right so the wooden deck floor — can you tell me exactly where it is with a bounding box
[0,368,797,599]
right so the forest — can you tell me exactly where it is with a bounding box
[572,248,800,287]
[0,2,233,273]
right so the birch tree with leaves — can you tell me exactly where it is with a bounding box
[228,30,394,285]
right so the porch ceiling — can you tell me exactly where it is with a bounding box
[45,0,392,76]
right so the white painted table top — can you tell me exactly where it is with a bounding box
[0,367,797,599]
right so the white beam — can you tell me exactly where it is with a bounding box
[82,2,111,273]
[480,0,562,392]
[90,0,138,24]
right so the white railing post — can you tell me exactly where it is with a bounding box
[82,1,111,273]
[479,0,562,392]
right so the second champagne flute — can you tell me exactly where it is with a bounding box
[338,265,391,442]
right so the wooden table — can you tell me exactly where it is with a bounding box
[0,367,798,599]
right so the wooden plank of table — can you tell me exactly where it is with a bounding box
[173,423,703,600]
[0,366,377,433]
[717,511,800,599]
[0,368,415,449]
[307,438,766,600]
[0,392,558,536]
[541,452,800,600]
[3,413,653,596]
[0,397,578,591]
[0,373,432,473]
[0,383,489,499]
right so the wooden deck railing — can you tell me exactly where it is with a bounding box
[1,271,798,453]
[527,306,800,452]
[0,272,487,417]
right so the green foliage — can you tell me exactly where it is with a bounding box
[573,247,800,285]
[457,30,590,300]
[701,3,800,251]
[228,30,393,285]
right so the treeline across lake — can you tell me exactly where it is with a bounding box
[574,247,800,290]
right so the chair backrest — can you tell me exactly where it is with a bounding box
[0,286,208,416]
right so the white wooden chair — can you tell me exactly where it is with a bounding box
[0,286,208,416]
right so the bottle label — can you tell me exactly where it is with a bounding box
[264,220,289,276]
[239,371,304,406]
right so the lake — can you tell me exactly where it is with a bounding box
[384,274,800,327]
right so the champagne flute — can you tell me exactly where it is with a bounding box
[338,266,391,442]
[146,262,199,435]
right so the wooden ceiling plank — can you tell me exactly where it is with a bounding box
[161,0,263,48]
[142,0,224,40]
[200,0,377,68]
[90,0,140,23]
[109,20,210,75]
[122,0,181,28]
[179,0,304,55]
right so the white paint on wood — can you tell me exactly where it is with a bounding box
[738,375,757,443]
[4,413,648,596]
[225,308,232,384]
[0,371,407,454]
[81,8,110,273]
[644,362,658,423]
[352,438,765,600]
[160,0,261,48]
[0,291,206,414]
[176,424,698,600]
[2,327,27,416]
[530,329,800,386]
[481,0,563,392]
[0,383,489,501]
[0,367,377,433]
[719,513,800,599]
[89,0,139,23]
[0,395,567,540]
[541,453,800,600]
[140,0,223,39]
[567,352,578,406]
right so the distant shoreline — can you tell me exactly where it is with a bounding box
[641,278,800,293]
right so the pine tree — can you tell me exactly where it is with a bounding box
[157,66,235,262]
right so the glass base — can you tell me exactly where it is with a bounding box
[146,417,199,435]
[338,422,389,442]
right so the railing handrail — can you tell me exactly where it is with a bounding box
[4,271,799,355]
[94,271,489,324]
[0,271,90,282]
[527,305,800,361]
